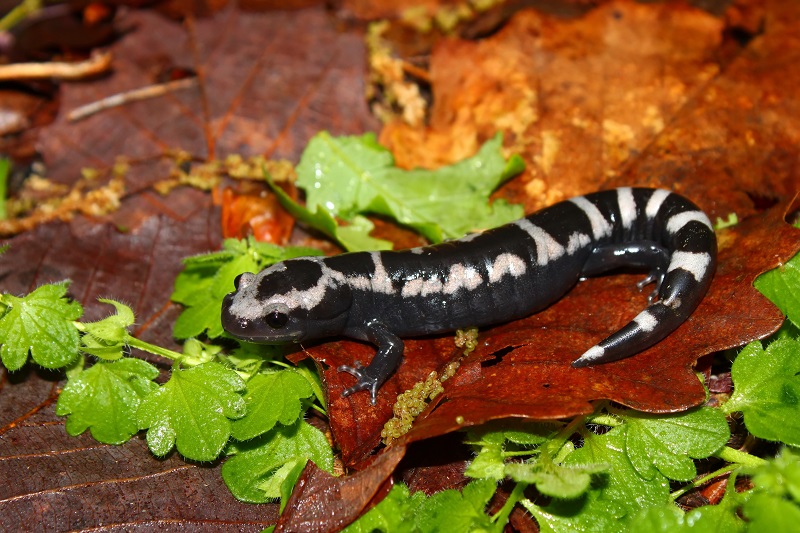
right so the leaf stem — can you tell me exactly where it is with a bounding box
[126,335,184,361]
[669,463,739,501]
[586,413,622,427]
[715,445,767,467]
[491,481,528,526]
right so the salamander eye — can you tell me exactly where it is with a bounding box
[265,310,289,329]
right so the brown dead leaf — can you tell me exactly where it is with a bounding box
[36,4,378,224]
[274,445,405,533]
[401,202,800,444]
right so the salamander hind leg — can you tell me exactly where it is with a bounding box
[580,241,670,303]
[338,320,404,405]
[572,197,716,368]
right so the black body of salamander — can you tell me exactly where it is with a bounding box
[221,188,717,404]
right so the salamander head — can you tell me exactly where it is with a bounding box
[221,258,352,344]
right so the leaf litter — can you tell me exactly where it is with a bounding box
[2,0,800,531]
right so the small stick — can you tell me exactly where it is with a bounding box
[0,50,112,81]
[67,77,198,122]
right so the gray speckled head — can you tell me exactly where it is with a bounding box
[221,258,353,344]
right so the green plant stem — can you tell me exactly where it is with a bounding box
[0,0,41,31]
[587,414,622,427]
[126,336,184,361]
[670,463,739,501]
[715,445,767,467]
[546,415,586,457]
[491,481,528,525]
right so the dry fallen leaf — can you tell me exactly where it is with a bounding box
[2,1,800,531]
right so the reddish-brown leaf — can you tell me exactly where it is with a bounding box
[274,444,405,533]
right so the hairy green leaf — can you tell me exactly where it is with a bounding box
[414,478,498,533]
[623,407,730,481]
[137,362,246,460]
[231,370,313,441]
[221,420,333,503]
[505,453,606,499]
[56,358,159,444]
[755,247,800,330]
[526,427,670,532]
[79,299,136,360]
[342,484,426,533]
[724,338,800,446]
[0,282,82,370]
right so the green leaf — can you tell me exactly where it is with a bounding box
[171,238,322,339]
[266,177,393,251]
[342,484,426,533]
[278,457,309,514]
[414,478,498,533]
[742,493,800,530]
[723,338,800,446]
[465,431,508,481]
[294,358,327,411]
[79,299,136,361]
[221,420,333,503]
[277,132,524,252]
[0,282,83,370]
[230,370,313,441]
[56,358,159,444]
[622,407,730,481]
[172,295,224,339]
[525,427,670,532]
[749,447,800,503]
[737,448,800,531]
[755,247,800,330]
[626,493,747,533]
[137,362,246,460]
[505,452,606,499]
[464,423,555,480]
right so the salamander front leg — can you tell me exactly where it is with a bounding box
[338,320,404,405]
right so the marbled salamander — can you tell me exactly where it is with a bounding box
[222,188,716,404]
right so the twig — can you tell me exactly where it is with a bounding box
[67,77,198,122]
[0,50,112,81]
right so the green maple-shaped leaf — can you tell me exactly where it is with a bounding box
[56,358,159,444]
[623,406,730,481]
[231,370,313,441]
[222,420,333,503]
[137,362,246,461]
[0,282,83,370]
[723,338,800,446]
